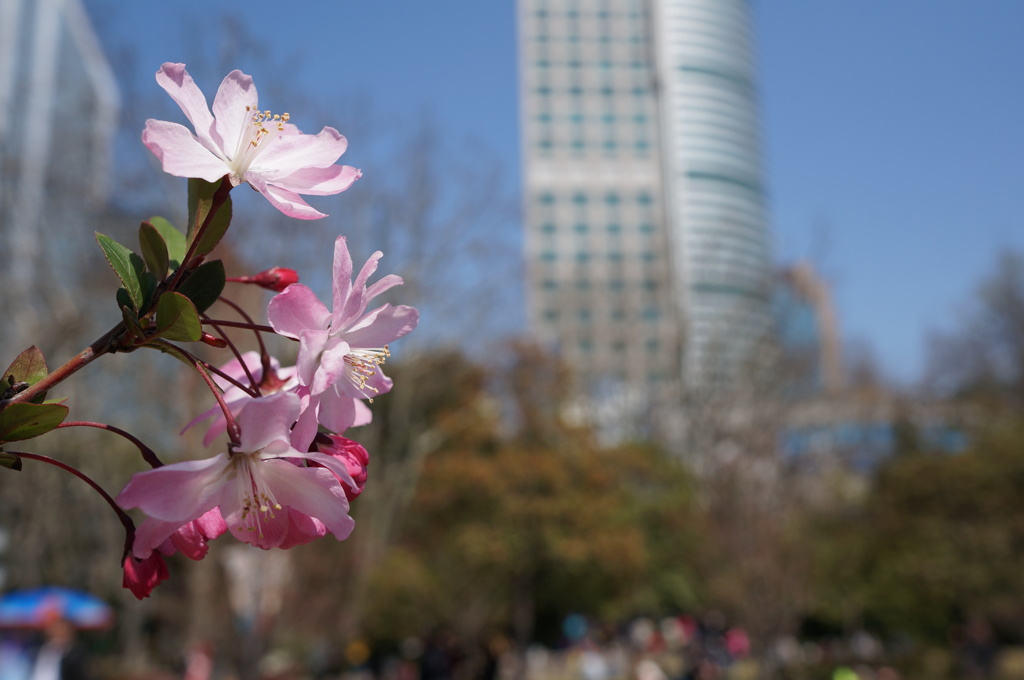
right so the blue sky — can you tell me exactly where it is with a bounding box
[85,0,1024,384]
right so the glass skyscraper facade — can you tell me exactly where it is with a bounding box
[520,0,771,408]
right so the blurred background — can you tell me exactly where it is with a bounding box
[0,0,1023,678]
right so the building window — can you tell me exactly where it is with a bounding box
[606,223,621,234]
[541,251,557,262]
[572,192,588,205]
[539,193,555,205]
[540,222,556,233]
[573,222,588,233]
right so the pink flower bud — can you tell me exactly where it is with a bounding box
[254,267,299,292]
[315,435,369,501]
[123,553,169,600]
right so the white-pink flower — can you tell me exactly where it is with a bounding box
[268,236,419,450]
[142,62,361,219]
[117,392,356,550]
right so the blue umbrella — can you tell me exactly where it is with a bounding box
[0,587,113,629]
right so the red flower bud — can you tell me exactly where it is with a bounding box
[314,435,369,502]
[123,553,169,600]
[253,267,299,292]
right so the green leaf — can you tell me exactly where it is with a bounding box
[0,452,22,471]
[186,178,233,259]
[148,217,186,270]
[120,304,144,343]
[2,346,48,386]
[154,292,202,342]
[177,260,225,314]
[140,271,158,314]
[139,221,170,279]
[96,233,145,311]
[0,402,68,442]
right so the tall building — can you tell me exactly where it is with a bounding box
[519,0,772,419]
[0,0,119,349]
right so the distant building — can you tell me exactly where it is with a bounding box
[0,0,119,348]
[518,0,772,429]
[773,262,844,397]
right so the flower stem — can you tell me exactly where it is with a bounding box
[58,421,164,469]
[10,450,136,556]
[151,341,242,445]
[210,295,274,385]
[167,178,233,291]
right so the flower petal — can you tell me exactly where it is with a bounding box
[278,510,327,549]
[212,69,259,163]
[331,237,355,330]
[250,177,328,219]
[271,165,361,196]
[297,451,357,489]
[154,63,220,150]
[253,126,349,178]
[268,284,331,340]
[265,463,354,541]
[142,120,229,182]
[290,391,321,453]
[316,389,359,433]
[116,455,230,523]
[364,274,404,304]
[345,304,420,348]
[353,399,373,427]
[310,340,350,396]
[236,392,301,452]
[133,518,185,559]
[296,329,332,387]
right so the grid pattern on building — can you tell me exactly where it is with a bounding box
[520,0,682,388]
[520,0,771,399]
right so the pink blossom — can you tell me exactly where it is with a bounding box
[142,63,361,219]
[118,392,356,550]
[268,236,418,450]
